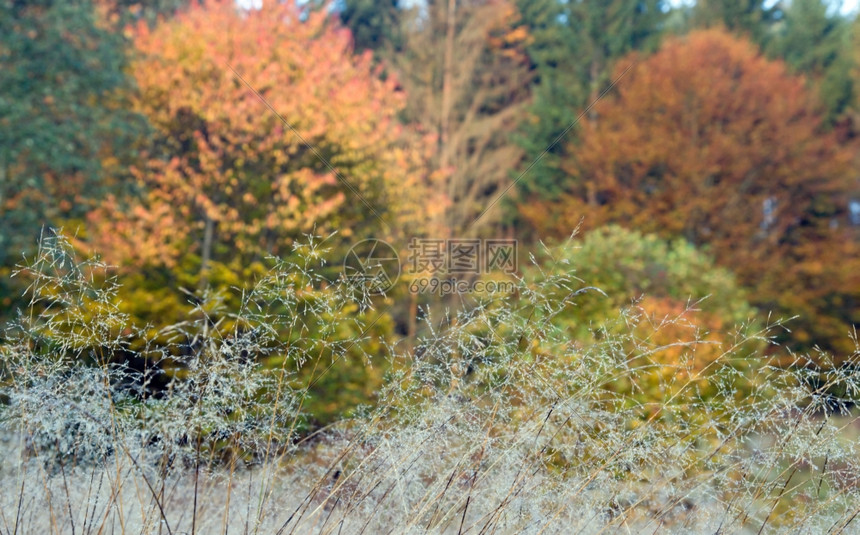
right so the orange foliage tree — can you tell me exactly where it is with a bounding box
[89,0,441,274]
[520,29,860,356]
[79,0,446,422]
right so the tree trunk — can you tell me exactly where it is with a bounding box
[200,214,215,289]
[441,0,456,172]
[441,0,456,233]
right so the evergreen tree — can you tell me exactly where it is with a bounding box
[0,0,144,303]
[692,0,783,43]
[338,0,403,53]
[768,0,855,125]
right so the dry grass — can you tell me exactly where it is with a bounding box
[2,233,860,534]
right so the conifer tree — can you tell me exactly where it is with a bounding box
[0,0,143,309]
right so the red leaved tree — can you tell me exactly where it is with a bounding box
[520,29,860,356]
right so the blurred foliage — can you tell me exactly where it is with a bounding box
[692,0,782,44]
[520,29,860,358]
[768,0,856,125]
[527,225,757,335]
[1,0,860,423]
[95,0,192,27]
[513,0,668,200]
[0,0,146,308]
[338,0,403,54]
[519,225,764,406]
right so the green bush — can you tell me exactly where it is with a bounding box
[528,225,756,330]
[520,225,767,408]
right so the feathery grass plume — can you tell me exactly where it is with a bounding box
[1,229,859,534]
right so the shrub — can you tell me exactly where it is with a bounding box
[519,225,765,406]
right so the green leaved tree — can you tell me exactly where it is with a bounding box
[0,0,144,310]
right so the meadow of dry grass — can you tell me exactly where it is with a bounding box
[2,235,860,534]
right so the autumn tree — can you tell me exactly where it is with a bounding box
[520,29,860,356]
[89,0,439,278]
[85,0,445,336]
[80,0,445,421]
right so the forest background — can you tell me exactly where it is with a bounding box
[3,0,860,422]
